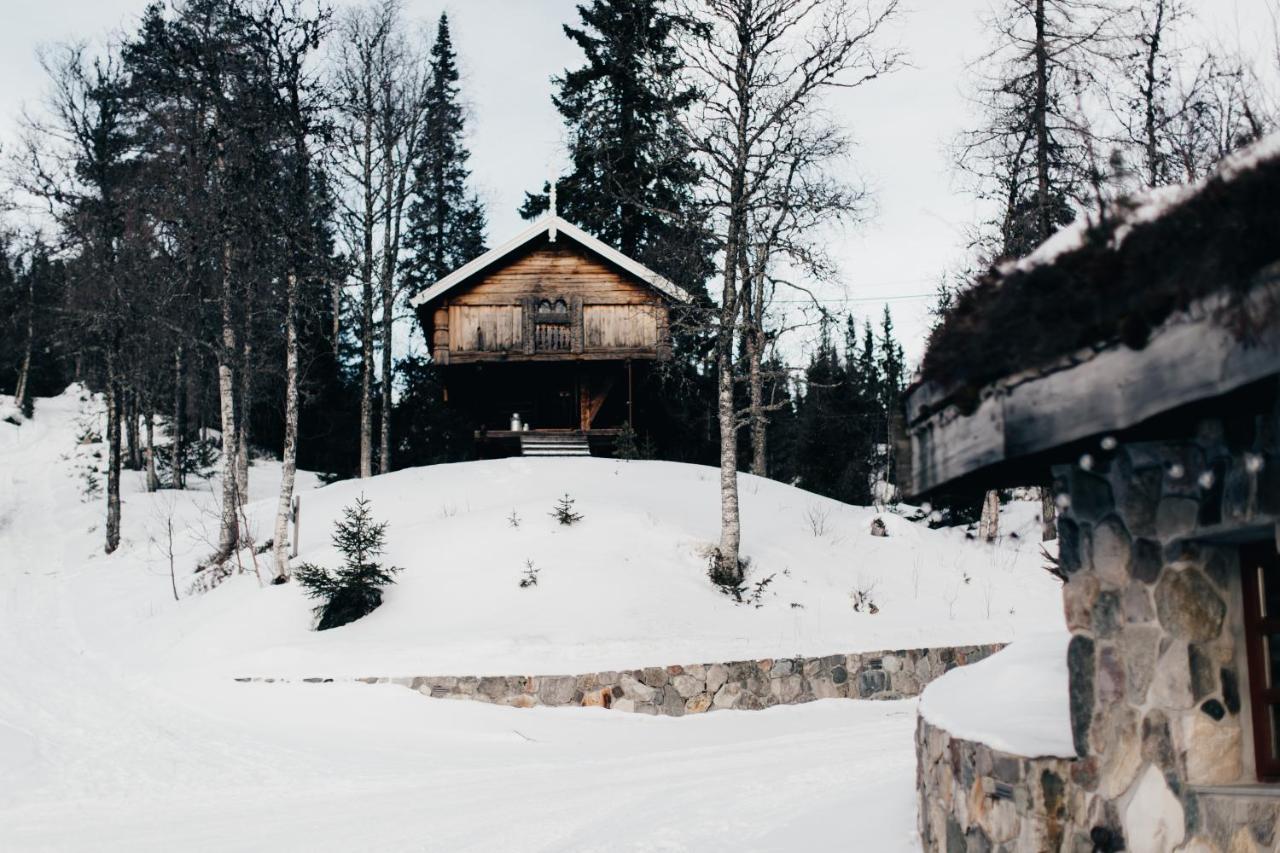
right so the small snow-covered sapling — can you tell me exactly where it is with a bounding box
[519,559,539,588]
[507,509,521,528]
[550,493,583,525]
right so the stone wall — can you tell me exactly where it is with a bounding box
[239,644,1002,716]
[917,716,1084,851]
[917,715,1280,853]
[917,395,1280,852]
[1050,398,1279,851]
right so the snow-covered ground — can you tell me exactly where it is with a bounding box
[0,389,1065,850]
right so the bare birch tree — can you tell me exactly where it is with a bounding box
[677,0,902,583]
[258,0,330,581]
[331,2,391,479]
[331,0,427,478]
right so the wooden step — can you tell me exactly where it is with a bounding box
[519,432,592,457]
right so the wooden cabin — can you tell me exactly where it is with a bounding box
[409,215,691,456]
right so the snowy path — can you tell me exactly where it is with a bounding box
[0,394,924,852]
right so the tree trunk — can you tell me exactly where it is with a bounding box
[1041,485,1058,541]
[746,325,767,477]
[236,335,252,504]
[105,353,122,555]
[379,151,396,475]
[331,276,342,358]
[359,110,376,479]
[171,345,186,489]
[124,388,140,470]
[715,336,742,582]
[216,239,240,560]
[12,271,33,411]
[273,269,301,581]
[979,489,1000,542]
[1033,0,1051,243]
[713,197,745,583]
[144,402,160,493]
[1142,0,1166,186]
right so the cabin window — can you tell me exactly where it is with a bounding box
[533,296,573,352]
[1242,541,1280,781]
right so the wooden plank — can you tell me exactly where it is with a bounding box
[907,287,1280,495]
[443,349,659,365]
[449,304,523,352]
[584,304,659,349]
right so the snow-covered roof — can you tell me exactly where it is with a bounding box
[1004,132,1280,277]
[408,215,692,308]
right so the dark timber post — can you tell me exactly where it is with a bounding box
[626,360,634,427]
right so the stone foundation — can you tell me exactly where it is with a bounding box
[917,717,1084,851]
[237,643,1001,716]
[917,715,1280,853]
[917,392,1280,852]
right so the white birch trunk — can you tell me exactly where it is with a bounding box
[105,353,122,555]
[273,269,300,580]
[716,340,742,581]
[979,489,1000,542]
[235,338,251,504]
[216,240,240,560]
[12,273,33,409]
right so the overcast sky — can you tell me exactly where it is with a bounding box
[2,0,1275,366]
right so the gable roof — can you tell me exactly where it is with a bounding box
[408,214,692,308]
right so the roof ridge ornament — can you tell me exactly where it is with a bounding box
[548,179,558,243]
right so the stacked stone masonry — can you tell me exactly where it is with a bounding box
[238,644,1001,716]
[918,395,1280,852]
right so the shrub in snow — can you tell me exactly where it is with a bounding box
[550,493,583,525]
[708,555,773,607]
[869,517,887,537]
[803,504,831,537]
[155,435,219,484]
[507,509,521,528]
[294,495,402,631]
[613,421,640,460]
[519,559,539,588]
[850,578,879,614]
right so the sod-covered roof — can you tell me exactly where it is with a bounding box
[919,135,1280,402]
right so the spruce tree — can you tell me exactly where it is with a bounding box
[295,495,403,630]
[519,0,708,289]
[404,14,487,291]
[857,319,881,415]
[877,306,906,420]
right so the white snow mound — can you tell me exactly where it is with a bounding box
[918,631,1075,758]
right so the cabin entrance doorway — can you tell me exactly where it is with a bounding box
[530,367,577,430]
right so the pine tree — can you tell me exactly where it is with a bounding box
[520,0,708,289]
[294,495,403,631]
[404,14,487,291]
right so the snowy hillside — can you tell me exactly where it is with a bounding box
[2,389,1065,682]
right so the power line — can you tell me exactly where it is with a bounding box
[771,292,935,305]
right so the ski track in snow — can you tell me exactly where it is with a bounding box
[0,389,1061,851]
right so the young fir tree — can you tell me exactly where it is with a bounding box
[294,496,403,630]
[550,493,584,525]
[519,0,708,289]
[404,14,487,291]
